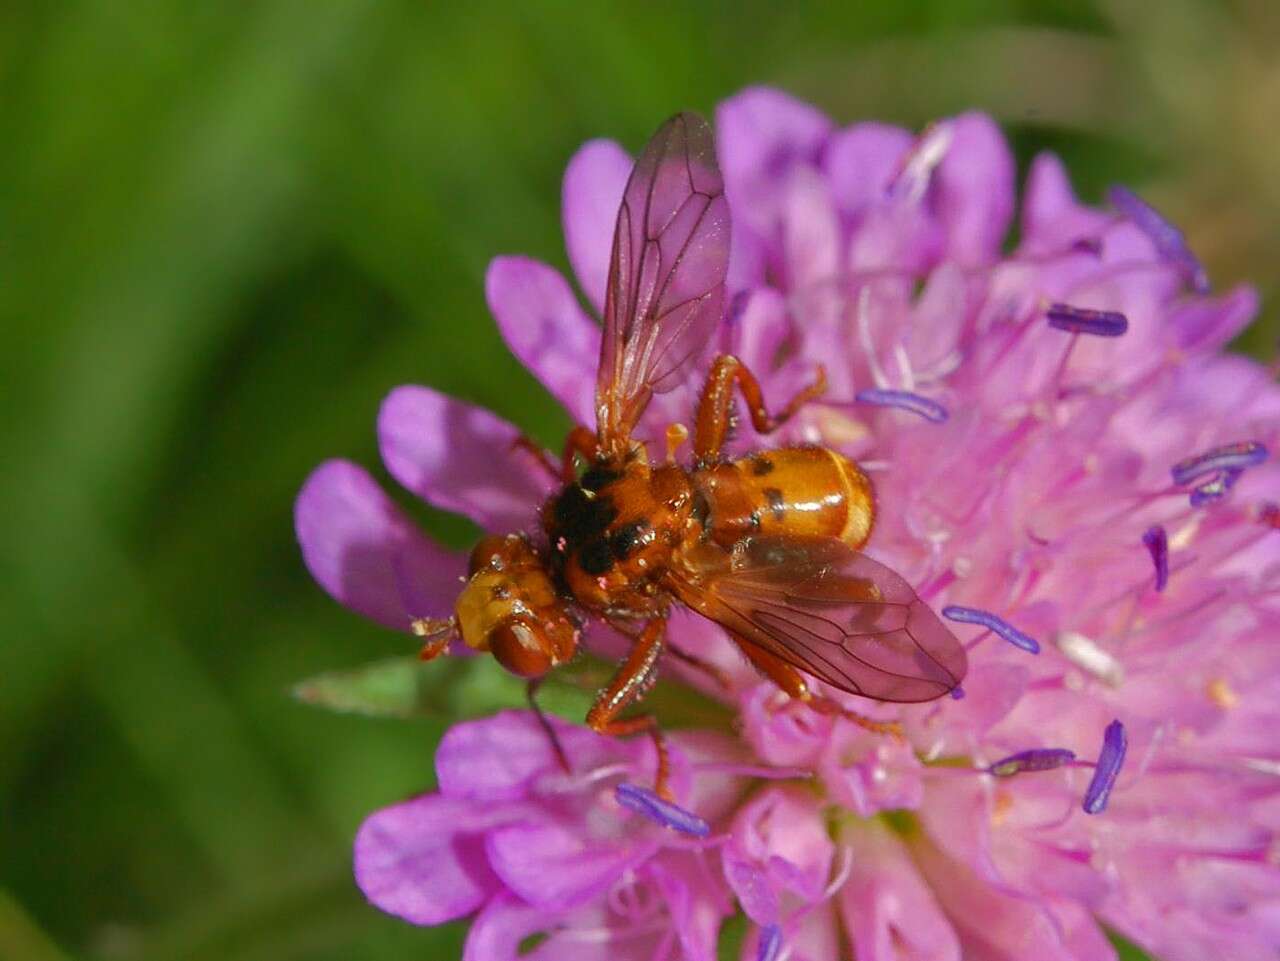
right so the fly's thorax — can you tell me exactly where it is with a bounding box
[543,459,693,613]
[454,534,578,678]
[692,446,875,550]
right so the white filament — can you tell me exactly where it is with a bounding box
[1054,630,1125,687]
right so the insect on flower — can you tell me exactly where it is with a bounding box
[411,113,967,797]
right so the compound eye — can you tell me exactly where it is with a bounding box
[489,621,553,678]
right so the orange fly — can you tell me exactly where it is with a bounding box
[413,113,967,797]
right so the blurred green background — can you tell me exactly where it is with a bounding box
[1,1,1276,958]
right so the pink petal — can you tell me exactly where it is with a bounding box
[727,212,768,293]
[722,286,788,372]
[436,710,627,802]
[1164,284,1259,355]
[716,86,832,241]
[739,683,835,768]
[769,902,841,961]
[486,819,656,911]
[561,139,632,315]
[647,854,730,961]
[934,112,1016,266]
[839,823,961,961]
[911,836,1116,961]
[730,786,833,903]
[485,256,602,425]
[353,794,517,926]
[1018,152,1112,257]
[294,460,464,630]
[782,167,840,290]
[378,384,553,534]
[818,726,925,818]
[723,852,778,923]
[822,121,913,218]
[463,891,548,961]
[466,891,669,961]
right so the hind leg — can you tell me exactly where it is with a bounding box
[730,632,902,739]
[692,354,826,464]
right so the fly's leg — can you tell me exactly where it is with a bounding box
[526,676,571,774]
[411,616,455,661]
[510,436,559,481]
[729,631,903,740]
[559,426,599,483]
[510,426,597,484]
[665,640,732,691]
[692,354,827,463]
[585,617,672,798]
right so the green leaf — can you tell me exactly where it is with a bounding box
[1107,929,1158,961]
[292,651,736,733]
[716,912,746,961]
[291,656,444,719]
[290,651,597,722]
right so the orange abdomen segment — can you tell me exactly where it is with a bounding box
[693,447,875,550]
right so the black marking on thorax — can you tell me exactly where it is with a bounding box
[608,519,647,560]
[548,463,626,578]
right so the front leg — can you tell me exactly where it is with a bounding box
[693,354,827,464]
[586,617,672,798]
[558,426,599,483]
[511,426,598,484]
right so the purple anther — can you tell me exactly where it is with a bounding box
[615,783,710,838]
[1108,185,1210,293]
[757,923,783,961]
[1046,303,1129,337]
[1189,467,1244,508]
[1070,237,1103,256]
[1082,719,1127,815]
[1142,525,1169,592]
[942,605,1041,654]
[950,685,966,700]
[988,748,1077,778]
[726,289,751,327]
[854,388,949,423]
[1171,441,1268,487]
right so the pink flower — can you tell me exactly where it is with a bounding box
[296,87,1280,960]
[354,710,740,960]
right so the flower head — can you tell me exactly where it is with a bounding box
[297,87,1280,960]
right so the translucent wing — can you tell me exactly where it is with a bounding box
[596,112,730,452]
[673,536,967,702]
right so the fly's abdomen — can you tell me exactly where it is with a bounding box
[693,447,875,550]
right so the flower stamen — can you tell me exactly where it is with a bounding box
[1171,441,1268,487]
[888,121,953,204]
[1054,630,1125,687]
[942,605,1040,654]
[852,388,949,423]
[1082,719,1127,814]
[614,783,710,837]
[1045,303,1128,337]
[757,923,784,961]
[1142,525,1169,592]
[1108,185,1210,293]
[988,748,1077,777]
[1189,468,1243,508]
